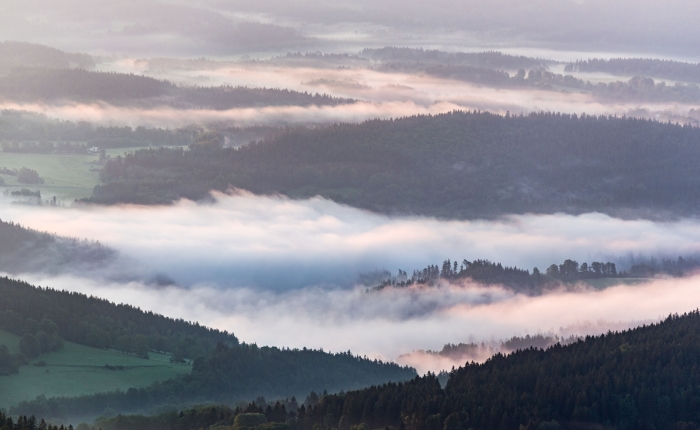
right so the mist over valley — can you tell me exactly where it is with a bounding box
[1,2,700,429]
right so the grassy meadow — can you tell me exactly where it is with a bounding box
[0,152,100,201]
[0,330,191,408]
[0,146,183,201]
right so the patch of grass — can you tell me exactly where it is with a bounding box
[0,152,100,200]
[0,329,191,408]
[0,329,20,353]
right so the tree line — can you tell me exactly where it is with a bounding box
[87,111,700,220]
[566,58,700,85]
[0,69,355,109]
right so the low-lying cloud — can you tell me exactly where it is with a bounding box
[9,271,700,374]
[3,62,699,129]
[4,192,700,371]
[5,192,700,289]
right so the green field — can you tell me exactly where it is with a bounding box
[0,152,100,201]
[0,330,20,354]
[0,146,185,201]
[0,330,191,408]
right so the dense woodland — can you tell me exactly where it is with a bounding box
[90,111,700,219]
[0,277,415,418]
[566,58,700,84]
[23,312,700,430]
[0,69,354,109]
[0,277,236,360]
[293,312,700,430]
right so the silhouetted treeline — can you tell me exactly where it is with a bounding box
[566,58,700,84]
[0,413,69,430]
[363,47,551,70]
[424,65,700,103]
[0,69,355,109]
[0,41,94,76]
[0,277,236,359]
[370,255,700,294]
[88,111,700,218]
[369,258,622,294]
[0,110,193,148]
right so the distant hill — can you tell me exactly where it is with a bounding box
[0,41,94,76]
[0,219,116,275]
[27,311,700,430]
[566,57,700,84]
[89,111,700,220]
[362,47,552,70]
[0,68,355,109]
[1,276,415,417]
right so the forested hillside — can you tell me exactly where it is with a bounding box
[297,312,700,430]
[0,69,354,109]
[90,111,700,219]
[30,312,700,430]
[0,41,94,76]
[0,219,117,275]
[0,277,416,417]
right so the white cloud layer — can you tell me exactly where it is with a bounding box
[5,193,700,372]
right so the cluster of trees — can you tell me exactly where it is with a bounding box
[16,167,44,184]
[362,47,550,71]
[87,111,700,220]
[0,311,64,358]
[566,58,700,85]
[0,344,23,375]
[370,255,700,295]
[1,166,44,184]
[0,110,194,147]
[0,69,354,109]
[369,258,623,294]
[0,413,69,430]
[628,256,700,278]
[2,276,415,418]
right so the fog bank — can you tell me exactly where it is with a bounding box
[4,192,700,289]
[9,271,700,373]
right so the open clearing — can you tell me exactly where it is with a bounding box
[0,152,100,201]
[0,329,191,408]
